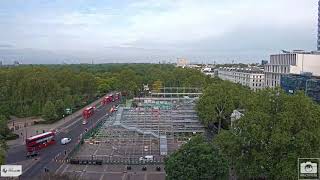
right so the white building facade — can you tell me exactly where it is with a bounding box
[201,67,215,77]
[217,67,265,91]
[176,58,189,68]
[264,51,320,88]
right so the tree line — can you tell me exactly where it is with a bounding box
[165,80,320,179]
[0,64,209,123]
[0,63,210,165]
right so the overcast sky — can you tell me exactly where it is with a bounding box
[0,0,318,64]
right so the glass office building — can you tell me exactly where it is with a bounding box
[281,74,320,103]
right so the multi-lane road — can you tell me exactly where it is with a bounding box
[5,98,119,179]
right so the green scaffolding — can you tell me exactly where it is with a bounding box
[143,101,174,110]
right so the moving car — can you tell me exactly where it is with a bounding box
[60,138,71,145]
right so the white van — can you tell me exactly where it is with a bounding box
[139,155,154,162]
[60,138,71,145]
[145,155,154,161]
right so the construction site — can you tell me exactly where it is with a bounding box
[64,87,204,179]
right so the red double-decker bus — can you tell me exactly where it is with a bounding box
[82,106,95,121]
[26,131,56,156]
[102,95,113,105]
[82,106,95,125]
[115,92,121,101]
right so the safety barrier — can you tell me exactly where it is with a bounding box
[69,156,165,165]
[70,159,103,165]
[67,113,110,159]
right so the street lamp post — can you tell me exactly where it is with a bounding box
[24,120,27,143]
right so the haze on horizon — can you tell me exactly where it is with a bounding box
[0,0,317,64]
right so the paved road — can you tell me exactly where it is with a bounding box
[5,99,119,179]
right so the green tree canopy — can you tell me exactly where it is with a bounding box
[215,89,320,179]
[42,101,57,121]
[196,81,251,133]
[165,135,228,180]
[55,99,65,118]
[0,64,209,122]
[0,115,9,165]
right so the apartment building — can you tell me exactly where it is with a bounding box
[217,67,265,91]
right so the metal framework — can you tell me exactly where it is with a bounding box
[72,91,204,164]
[150,87,202,98]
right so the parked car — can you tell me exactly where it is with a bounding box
[139,155,154,162]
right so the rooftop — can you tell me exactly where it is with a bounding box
[27,131,53,140]
[276,50,320,55]
[218,67,264,74]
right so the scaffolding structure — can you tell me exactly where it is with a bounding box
[150,87,202,98]
[73,90,204,164]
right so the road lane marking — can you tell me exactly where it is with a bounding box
[61,164,70,174]
[79,165,88,178]
[93,144,101,155]
[99,165,108,180]
[55,98,108,134]
[63,106,110,133]
[144,172,148,180]
[19,158,40,175]
[58,117,82,133]
[55,163,66,174]
[6,95,117,178]
[122,172,127,180]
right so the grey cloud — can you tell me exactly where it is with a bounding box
[0,44,14,48]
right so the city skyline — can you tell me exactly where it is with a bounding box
[0,0,317,64]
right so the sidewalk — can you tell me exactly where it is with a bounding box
[7,94,110,147]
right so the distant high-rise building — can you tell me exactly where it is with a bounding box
[0,60,2,66]
[318,0,320,50]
